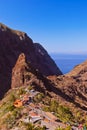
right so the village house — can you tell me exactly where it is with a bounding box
[29,111,41,118]
[14,94,32,108]
[29,111,42,124]
[13,99,23,107]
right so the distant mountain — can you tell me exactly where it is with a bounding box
[0,23,62,99]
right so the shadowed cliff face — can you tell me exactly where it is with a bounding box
[0,23,62,99]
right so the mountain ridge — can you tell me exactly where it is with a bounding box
[0,23,62,99]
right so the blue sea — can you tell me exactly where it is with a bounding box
[51,54,87,74]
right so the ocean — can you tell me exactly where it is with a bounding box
[51,54,87,74]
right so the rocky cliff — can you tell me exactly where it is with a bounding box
[0,23,62,99]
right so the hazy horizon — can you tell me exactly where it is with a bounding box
[50,53,87,74]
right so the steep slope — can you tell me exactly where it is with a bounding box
[48,60,87,112]
[67,60,87,76]
[0,23,62,99]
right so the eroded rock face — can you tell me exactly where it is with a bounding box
[11,53,27,88]
[0,23,62,99]
[11,53,54,93]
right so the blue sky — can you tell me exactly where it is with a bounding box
[0,0,87,54]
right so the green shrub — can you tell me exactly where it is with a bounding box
[50,100,59,112]
[57,105,73,123]
[27,86,33,90]
[18,88,26,95]
[43,99,73,123]
[12,108,21,119]
[6,104,15,111]
[21,122,35,130]
[3,113,16,129]
[9,93,16,102]
[43,106,50,111]
[55,125,71,130]
[34,125,46,130]
[34,93,44,103]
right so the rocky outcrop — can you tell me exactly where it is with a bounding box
[11,53,55,93]
[0,23,62,99]
[11,53,27,88]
